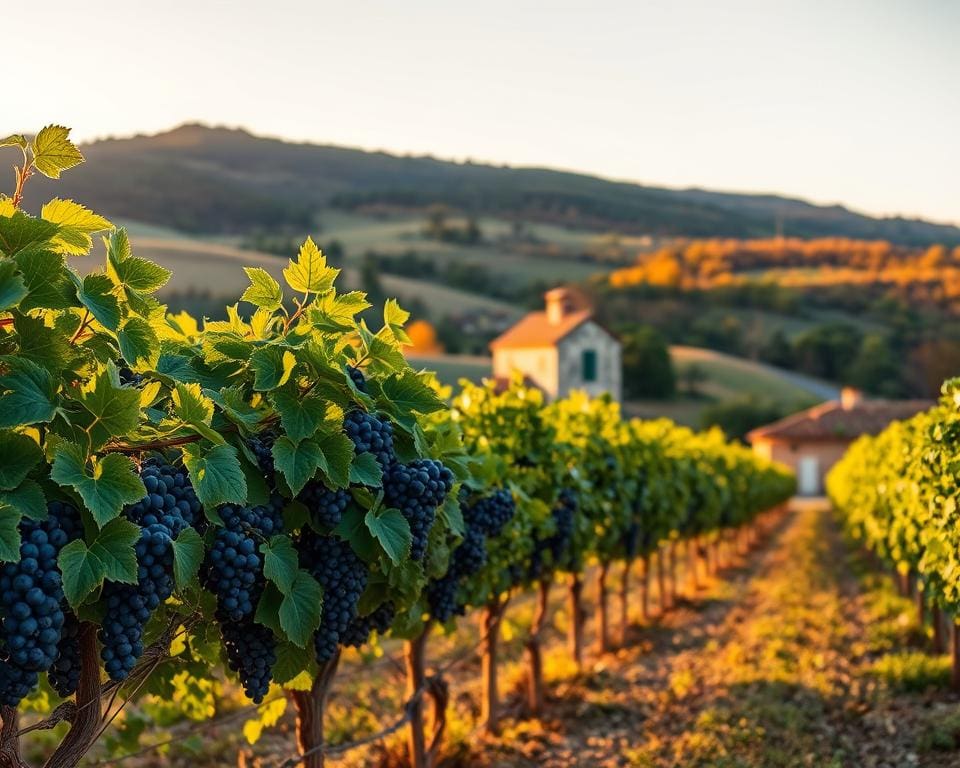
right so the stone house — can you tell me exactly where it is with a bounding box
[489,288,622,402]
[747,388,931,496]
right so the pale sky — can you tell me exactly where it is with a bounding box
[6,0,959,223]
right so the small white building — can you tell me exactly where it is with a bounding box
[490,288,622,402]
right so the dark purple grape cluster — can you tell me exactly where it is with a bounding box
[340,601,395,648]
[297,531,368,663]
[383,459,454,560]
[99,522,177,681]
[204,497,284,622]
[0,502,82,706]
[463,489,515,539]
[347,366,368,393]
[530,488,577,579]
[451,527,487,577]
[425,572,463,624]
[298,482,350,530]
[126,457,202,533]
[344,411,395,469]
[220,617,276,703]
[119,365,144,387]
[247,433,276,479]
[48,610,81,697]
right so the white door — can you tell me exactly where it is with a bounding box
[798,456,819,496]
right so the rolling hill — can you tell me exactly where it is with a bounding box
[18,123,960,244]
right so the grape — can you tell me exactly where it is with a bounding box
[344,411,395,469]
[220,617,276,703]
[298,482,350,530]
[248,432,276,480]
[98,523,175,681]
[426,573,463,624]
[48,610,81,697]
[119,364,144,387]
[203,496,284,622]
[126,457,203,533]
[347,366,367,393]
[297,531,367,662]
[383,459,454,560]
[451,527,487,577]
[463,489,515,539]
[341,601,395,648]
[530,488,577,579]
[0,502,82,706]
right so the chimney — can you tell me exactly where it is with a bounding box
[545,288,575,325]
[840,386,864,410]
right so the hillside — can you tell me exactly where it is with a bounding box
[18,123,960,244]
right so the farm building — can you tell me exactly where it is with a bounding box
[747,388,931,496]
[490,288,622,402]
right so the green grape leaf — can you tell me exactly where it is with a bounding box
[261,535,299,592]
[382,298,412,345]
[0,357,58,427]
[365,507,411,565]
[278,570,323,648]
[50,444,146,527]
[333,504,378,561]
[72,368,142,447]
[171,527,204,588]
[283,237,339,294]
[211,386,263,428]
[240,267,283,311]
[0,261,27,310]
[76,273,121,331]
[254,582,284,635]
[271,436,320,496]
[107,248,171,293]
[0,505,22,562]
[41,198,112,255]
[249,346,297,391]
[307,290,371,334]
[315,431,354,490]
[0,430,42,490]
[31,125,84,178]
[349,452,383,487]
[269,389,327,443]
[172,383,223,444]
[13,313,71,373]
[0,480,46,520]
[379,369,445,424]
[117,316,160,370]
[273,642,316,686]
[14,246,74,311]
[0,212,58,257]
[90,517,140,583]
[182,443,247,508]
[0,134,26,149]
[57,540,105,608]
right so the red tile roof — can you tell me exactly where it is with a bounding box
[747,399,932,443]
[489,309,596,349]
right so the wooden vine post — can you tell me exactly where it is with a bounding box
[480,598,507,734]
[594,561,610,655]
[618,558,632,647]
[668,540,678,606]
[952,620,960,692]
[567,573,585,671]
[404,634,428,768]
[687,538,701,596]
[640,554,651,620]
[0,707,23,768]
[526,579,551,715]
[656,546,668,614]
[290,653,341,768]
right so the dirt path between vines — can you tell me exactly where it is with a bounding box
[453,505,960,768]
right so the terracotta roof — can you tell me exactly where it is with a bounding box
[747,399,932,443]
[489,310,596,349]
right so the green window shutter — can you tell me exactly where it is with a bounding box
[582,349,597,382]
